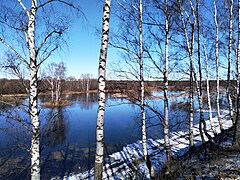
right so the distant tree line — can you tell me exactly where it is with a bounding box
[0,76,98,95]
[1,0,240,179]
[0,78,238,95]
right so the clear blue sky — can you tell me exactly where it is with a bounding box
[0,0,114,79]
[52,0,113,79]
[64,0,103,78]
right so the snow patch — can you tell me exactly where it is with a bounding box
[52,111,233,179]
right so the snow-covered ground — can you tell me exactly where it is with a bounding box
[52,110,233,180]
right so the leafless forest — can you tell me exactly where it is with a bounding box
[0,0,240,179]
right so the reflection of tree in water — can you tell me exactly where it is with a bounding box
[0,96,27,114]
[79,93,98,110]
[211,94,228,110]
[0,104,32,179]
[0,103,13,113]
[42,108,68,147]
[170,97,189,112]
[40,93,99,110]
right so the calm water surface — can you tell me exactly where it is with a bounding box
[0,92,226,179]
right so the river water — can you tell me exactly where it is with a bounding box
[0,92,226,179]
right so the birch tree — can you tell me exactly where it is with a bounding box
[139,0,148,163]
[80,73,94,92]
[55,62,66,104]
[0,1,79,179]
[234,0,240,147]
[196,0,202,102]
[44,63,57,104]
[203,36,217,135]
[163,0,171,170]
[144,0,181,169]
[109,0,163,176]
[178,0,212,144]
[94,0,111,179]
[138,1,155,177]
[178,0,195,146]
[214,0,223,131]
[227,0,234,124]
[193,0,213,143]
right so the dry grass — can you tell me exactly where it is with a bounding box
[41,100,73,108]
[158,128,240,179]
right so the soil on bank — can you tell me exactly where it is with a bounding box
[160,127,240,179]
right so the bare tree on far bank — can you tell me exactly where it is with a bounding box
[43,62,67,106]
[80,73,94,92]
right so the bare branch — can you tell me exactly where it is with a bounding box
[37,0,80,11]
[145,50,163,74]
[109,42,136,55]
[0,19,27,32]
[0,99,30,117]
[36,30,63,55]
[117,1,138,21]
[5,113,32,133]
[0,37,29,67]
[37,46,58,67]
[17,0,30,17]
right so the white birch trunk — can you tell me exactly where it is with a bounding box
[86,81,89,92]
[55,80,59,103]
[58,78,61,102]
[51,80,54,104]
[28,1,40,179]
[194,0,212,143]
[179,0,212,143]
[139,0,147,162]
[94,0,111,179]
[234,0,240,147]
[195,0,205,143]
[178,0,194,146]
[197,0,202,98]
[46,78,54,103]
[214,0,223,131]
[203,37,217,134]
[193,35,212,142]
[164,0,171,166]
[227,0,234,124]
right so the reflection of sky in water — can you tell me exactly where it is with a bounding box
[0,92,229,179]
[151,90,186,97]
[0,92,228,149]
[64,97,141,148]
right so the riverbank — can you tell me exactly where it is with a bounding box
[51,110,234,179]
[164,127,240,179]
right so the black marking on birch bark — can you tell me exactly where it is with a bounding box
[99,58,106,64]
[99,64,105,71]
[103,28,109,35]
[103,3,110,10]
[32,133,40,141]
[98,107,105,112]
[98,90,105,94]
[96,124,104,129]
[100,49,104,55]
[96,152,104,157]
[98,100,105,104]
[96,139,103,143]
[31,72,38,81]
[98,75,105,81]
